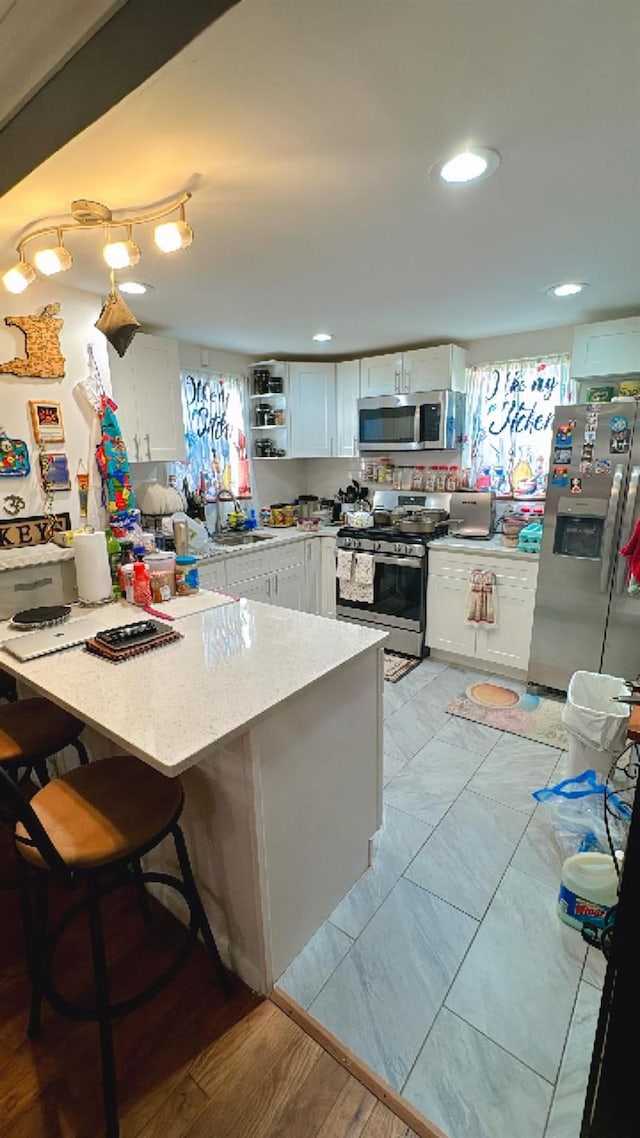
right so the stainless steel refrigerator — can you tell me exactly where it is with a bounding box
[528,402,640,692]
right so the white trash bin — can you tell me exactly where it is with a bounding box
[562,671,630,779]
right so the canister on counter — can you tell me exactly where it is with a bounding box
[144,551,176,602]
[175,555,199,595]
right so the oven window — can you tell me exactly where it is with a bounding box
[359,405,416,445]
[419,403,442,443]
[338,558,424,622]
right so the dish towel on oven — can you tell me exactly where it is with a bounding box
[336,550,375,603]
[466,569,497,625]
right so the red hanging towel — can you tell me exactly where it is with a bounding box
[619,517,640,583]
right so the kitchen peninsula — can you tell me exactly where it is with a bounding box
[0,595,386,993]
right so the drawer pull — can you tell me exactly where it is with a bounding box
[14,577,53,591]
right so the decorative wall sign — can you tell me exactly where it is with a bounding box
[39,452,70,491]
[2,494,25,516]
[0,511,71,549]
[0,303,65,378]
[29,400,65,443]
[0,434,30,476]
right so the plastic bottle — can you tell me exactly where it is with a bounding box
[132,560,152,606]
[435,466,447,491]
[411,466,425,492]
[558,852,619,932]
[105,530,122,599]
[446,466,459,491]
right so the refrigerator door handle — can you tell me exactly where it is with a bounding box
[615,464,640,594]
[600,464,625,592]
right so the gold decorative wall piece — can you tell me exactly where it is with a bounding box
[0,303,65,378]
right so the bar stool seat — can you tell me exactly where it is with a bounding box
[0,698,85,769]
[16,754,182,870]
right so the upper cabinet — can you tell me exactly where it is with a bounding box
[335,360,360,457]
[359,345,467,396]
[288,362,337,457]
[359,353,403,397]
[402,345,467,392]
[108,333,186,463]
[571,317,640,379]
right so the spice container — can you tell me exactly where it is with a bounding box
[446,466,459,491]
[425,466,437,491]
[144,551,176,602]
[435,466,447,491]
[392,466,403,490]
[132,561,152,606]
[411,466,425,492]
[175,555,199,595]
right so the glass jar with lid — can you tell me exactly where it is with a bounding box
[425,466,437,492]
[435,466,447,491]
[392,466,403,490]
[411,465,425,492]
[446,466,459,491]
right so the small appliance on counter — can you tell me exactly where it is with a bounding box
[447,491,496,539]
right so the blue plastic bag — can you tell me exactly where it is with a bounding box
[532,769,631,859]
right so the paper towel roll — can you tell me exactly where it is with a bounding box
[74,531,113,604]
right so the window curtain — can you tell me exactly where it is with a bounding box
[173,371,252,498]
[463,355,575,497]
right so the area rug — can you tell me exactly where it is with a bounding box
[447,680,567,748]
[384,652,421,683]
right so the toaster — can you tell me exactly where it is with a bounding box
[448,491,496,539]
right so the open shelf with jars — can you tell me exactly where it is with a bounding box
[249,361,288,458]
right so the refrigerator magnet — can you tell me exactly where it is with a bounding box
[610,427,630,454]
[584,430,596,443]
[555,424,574,448]
[553,446,572,464]
[551,465,569,488]
[580,460,593,475]
[594,458,612,475]
[570,476,582,494]
[581,442,594,461]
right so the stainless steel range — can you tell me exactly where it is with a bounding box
[335,496,448,656]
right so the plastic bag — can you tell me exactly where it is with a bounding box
[562,671,629,753]
[532,769,631,860]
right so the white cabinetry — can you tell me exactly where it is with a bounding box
[427,549,538,674]
[288,363,336,457]
[359,353,403,397]
[319,537,337,618]
[571,317,640,379]
[335,360,360,457]
[304,538,321,613]
[402,345,467,392]
[271,561,306,609]
[225,540,307,610]
[108,333,185,462]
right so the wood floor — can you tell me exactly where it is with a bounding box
[0,830,430,1138]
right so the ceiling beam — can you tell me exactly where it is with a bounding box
[0,0,240,199]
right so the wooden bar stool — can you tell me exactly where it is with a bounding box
[0,754,228,1138]
[0,696,88,786]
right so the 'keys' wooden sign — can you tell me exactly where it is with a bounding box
[0,512,71,549]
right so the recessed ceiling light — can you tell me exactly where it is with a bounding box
[547,282,587,298]
[119,281,150,295]
[435,147,501,185]
[313,332,333,342]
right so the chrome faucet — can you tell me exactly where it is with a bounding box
[215,489,241,533]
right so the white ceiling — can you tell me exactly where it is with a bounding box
[0,0,124,129]
[1,0,639,357]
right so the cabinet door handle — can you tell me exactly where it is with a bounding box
[273,574,278,595]
[352,435,358,457]
[133,434,140,462]
[404,372,410,392]
[144,433,151,460]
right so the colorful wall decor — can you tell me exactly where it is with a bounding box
[0,433,30,476]
[39,451,71,491]
[0,303,65,378]
[29,399,65,443]
[2,494,25,516]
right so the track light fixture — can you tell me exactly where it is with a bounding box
[1,192,193,293]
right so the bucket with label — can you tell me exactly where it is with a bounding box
[558,851,619,932]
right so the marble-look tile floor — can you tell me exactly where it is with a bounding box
[276,660,604,1138]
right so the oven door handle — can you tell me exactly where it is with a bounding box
[371,555,424,569]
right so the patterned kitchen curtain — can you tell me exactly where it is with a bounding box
[173,371,252,498]
[463,355,575,497]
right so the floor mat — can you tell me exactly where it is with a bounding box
[384,652,421,683]
[447,680,567,748]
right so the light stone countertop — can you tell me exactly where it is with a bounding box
[196,525,340,561]
[0,592,386,775]
[428,533,540,561]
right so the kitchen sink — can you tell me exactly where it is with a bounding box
[214,532,277,546]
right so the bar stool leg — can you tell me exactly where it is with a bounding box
[172,824,230,994]
[73,738,89,766]
[87,875,119,1138]
[28,872,49,1039]
[33,760,50,788]
[130,858,152,927]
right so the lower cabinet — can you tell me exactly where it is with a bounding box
[426,551,538,673]
[319,537,337,618]
[232,573,273,603]
[199,536,334,615]
[271,562,305,609]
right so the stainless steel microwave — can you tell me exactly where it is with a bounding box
[357,391,465,451]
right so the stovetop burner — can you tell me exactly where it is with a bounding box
[337,523,448,543]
